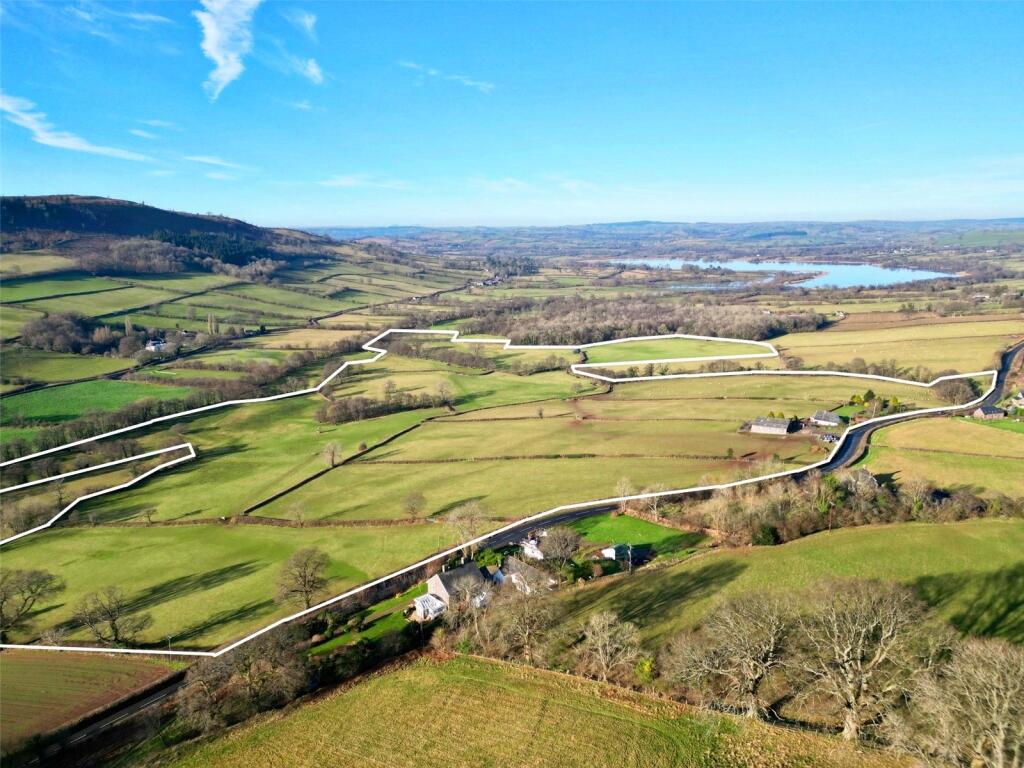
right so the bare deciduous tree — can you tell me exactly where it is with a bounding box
[74,587,153,647]
[276,548,330,609]
[796,580,926,741]
[579,611,641,683]
[614,477,634,514]
[539,526,582,573]
[488,588,555,664]
[0,569,65,639]
[322,441,342,468]
[447,501,486,555]
[403,491,426,520]
[883,637,1024,768]
[663,594,791,719]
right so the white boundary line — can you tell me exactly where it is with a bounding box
[0,329,997,656]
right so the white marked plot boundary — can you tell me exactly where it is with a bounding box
[0,329,997,656]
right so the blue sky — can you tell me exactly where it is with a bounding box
[1,1,1022,227]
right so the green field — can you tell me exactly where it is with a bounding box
[1,274,124,303]
[561,519,1024,646]
[0,305,44,339]
[1,379,196,426]
[863,417,1024,496]
[583,336,769,364]
[0,348,975,648]
[0,522,460,648]
[568,512,705,559]
[776,317,1023,372]
[0,251,77,277]
[1,348,133,383]
[0,650,177,752]
[156,655,905,768]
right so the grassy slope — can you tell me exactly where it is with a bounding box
[154,656,904,768]
[583,337,768,364]
[776,316,1023,372]
[1,348,133,382]
[561,519,1024,646]
[1,379,196,426]
[0,523,459,648]
[0,651,177,752]
[863,417,1024,496]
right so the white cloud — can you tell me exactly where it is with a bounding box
[284,54,323,84]
[193,0,264,100]
[319,174,411,190]
[121,11,173,24]
[139,118,179,129]
[396,60,495,93]
[129,128,157,139]
[445,74,495,94]
[185,154,251,170]
[206,171,235,180]
[0,92,150,161]
[283,8,316,40]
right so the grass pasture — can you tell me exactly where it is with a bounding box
[158,655,905,768]
[0,251,77,277]
[0,348,133,383]
[0,274,123,303]
[863,417,1024,496]
[561,519,1024,646]
[1,379,195,426]
[776,316,1023,372]
[0,305,44,339]
[28,287,186,318]
[583,336,770,364]
[0,651,177,753]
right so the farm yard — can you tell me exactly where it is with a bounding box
[155,655,906,768]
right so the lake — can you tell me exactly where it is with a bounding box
[625,259,954,288]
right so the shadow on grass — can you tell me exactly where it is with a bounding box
[168,598,276,647]
[913,562,1024,643]
[563,559,746,643]
[433,496,487,517]
[125,560,263,614]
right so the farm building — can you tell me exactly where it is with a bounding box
[426,561,488,607]
[519,536,545,560]
[972,405,1006,420]
[750,416,791,435]
[413,594,446,621]
[144,339,166,352]
[810,410,842,427]
[601,544,631,561]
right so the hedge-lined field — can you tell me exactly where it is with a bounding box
[560,519,1024,646]
[158,655,906,768]
[863,417,1024,496]
[0,651,177,753]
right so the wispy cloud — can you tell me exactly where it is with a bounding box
[397,60,495,94]
[193,0,264,100]
[282,99,323,112]
[129,128,157,139]
[120,11,173,25]
[139,118,180,129]
[0,92,150,161]
[206,171,235,181]
[319,174,412,190]
[283,8,316,40]
[185,154,252,170]
[283,52,323,84]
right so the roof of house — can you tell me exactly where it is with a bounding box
[752,416,790,430]
[974,405,1005,416]
[431,561,486,596]
[505,556,551,585]
[811,410,841,424]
